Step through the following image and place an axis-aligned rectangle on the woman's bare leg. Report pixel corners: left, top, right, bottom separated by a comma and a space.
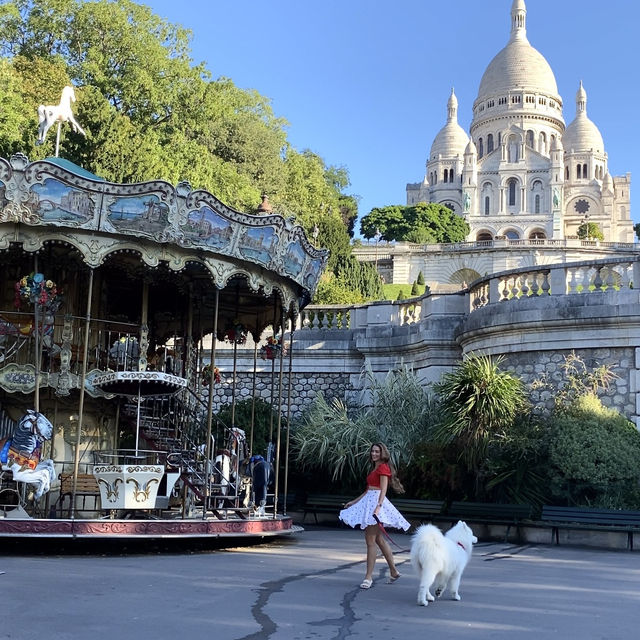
364, 525, 379, 581
376, 531, 400, 579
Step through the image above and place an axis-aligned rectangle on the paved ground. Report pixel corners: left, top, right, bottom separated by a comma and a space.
1, 525, 639, 640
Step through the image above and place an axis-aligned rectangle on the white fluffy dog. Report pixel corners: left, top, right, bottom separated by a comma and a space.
410, 520, 477, 607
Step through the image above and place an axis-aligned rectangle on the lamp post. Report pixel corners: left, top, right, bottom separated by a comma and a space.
374, 228, 382, 272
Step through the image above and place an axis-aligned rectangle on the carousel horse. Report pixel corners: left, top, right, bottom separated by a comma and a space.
36, 85, 86, 146
244, 454, 274, 516
0, 410, 56, 499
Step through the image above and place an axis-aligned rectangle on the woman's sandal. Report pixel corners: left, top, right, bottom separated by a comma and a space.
386, 573, 401, 584
360, 579, 373, 589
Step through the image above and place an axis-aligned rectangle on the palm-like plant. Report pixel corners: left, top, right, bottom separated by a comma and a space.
292, 365, 435, 488
433, 354, 527, 474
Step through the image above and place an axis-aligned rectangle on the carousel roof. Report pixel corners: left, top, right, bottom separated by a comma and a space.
0, 153, 328, 322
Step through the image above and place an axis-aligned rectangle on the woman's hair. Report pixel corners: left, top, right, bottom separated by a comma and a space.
369, 442, 405, 494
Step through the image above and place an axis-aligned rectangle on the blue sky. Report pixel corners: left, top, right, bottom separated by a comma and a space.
144, 0, 638, 230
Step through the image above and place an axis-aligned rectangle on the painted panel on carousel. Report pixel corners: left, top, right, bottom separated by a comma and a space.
27, 178, 96, 227
238, 227, 278, 265
106, 194, 170, 238
303, 258, 324, 289
0, 180, 7, 211
182, 206, 233, 250
283, 240, 305, 278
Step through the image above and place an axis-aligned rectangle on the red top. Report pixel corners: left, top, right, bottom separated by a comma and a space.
366, 463, 391, 488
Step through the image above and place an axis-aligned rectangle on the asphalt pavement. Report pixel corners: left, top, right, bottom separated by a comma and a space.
1, 525, 639, 640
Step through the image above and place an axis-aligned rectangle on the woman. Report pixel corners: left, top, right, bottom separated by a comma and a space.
339, 442, 410, 589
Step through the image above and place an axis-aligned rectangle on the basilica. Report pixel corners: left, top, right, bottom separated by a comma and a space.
406, 0, 633, 243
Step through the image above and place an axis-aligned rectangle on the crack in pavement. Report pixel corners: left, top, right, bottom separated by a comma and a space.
236, 556, 411, 640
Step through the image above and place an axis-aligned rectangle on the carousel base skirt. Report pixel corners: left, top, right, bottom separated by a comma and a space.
0, 514, 298, 539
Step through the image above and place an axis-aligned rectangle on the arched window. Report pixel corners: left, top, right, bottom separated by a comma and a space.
539, 131, 547, 154
565, 166, 569, 180
477, 232, 493, 241
582, 163, 588, 179
478, 138, 484, 158
526, 130, 534, 148
484, 196, 490, 215
535, 194, 540, 213
443, 169, 448, 183
577, 165, 581, 179
487, 134, 494, 154
508, 179, 517, 206
529, 229, 546, 239
504, 229, 520, 240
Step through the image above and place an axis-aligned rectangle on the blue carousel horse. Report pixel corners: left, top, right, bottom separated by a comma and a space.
0, 410, 56, 499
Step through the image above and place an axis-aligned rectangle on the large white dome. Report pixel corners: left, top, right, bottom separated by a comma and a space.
476, 0, 559, 101
477, 39, 558, 99
562, 82, 604, 153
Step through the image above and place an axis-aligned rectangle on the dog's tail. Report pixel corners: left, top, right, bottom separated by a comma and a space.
410, 524, 446, 572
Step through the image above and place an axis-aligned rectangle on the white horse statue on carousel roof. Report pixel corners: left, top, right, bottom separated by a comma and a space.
36, 85, 86, 147
0, 410, 56, 500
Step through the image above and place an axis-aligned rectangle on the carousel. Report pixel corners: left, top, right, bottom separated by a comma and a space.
0, 88, 327, 539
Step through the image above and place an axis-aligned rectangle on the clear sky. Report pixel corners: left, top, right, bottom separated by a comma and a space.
144, 0, 638, 230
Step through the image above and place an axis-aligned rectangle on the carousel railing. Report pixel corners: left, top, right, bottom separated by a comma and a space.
0, 310, 189, 382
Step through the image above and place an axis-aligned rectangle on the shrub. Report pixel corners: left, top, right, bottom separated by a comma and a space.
547, 394, 640, 508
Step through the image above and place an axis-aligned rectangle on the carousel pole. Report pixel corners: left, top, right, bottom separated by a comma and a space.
33, 255, 40, 413
282, 311, 295, 516
70, 268, 94, 519
230, 283, 239, 427
231, 339, 238, 426
203, 288, 219, 519
135, 282, 150, 457
267, 303, 278, 447
249, 342, 257, 454
272, 309, 286, 518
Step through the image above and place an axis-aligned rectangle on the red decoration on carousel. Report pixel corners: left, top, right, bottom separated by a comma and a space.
201, 364, 221, 385
260, 335, 287, 360
14, 273, 60, 309
223, 319, 248, 345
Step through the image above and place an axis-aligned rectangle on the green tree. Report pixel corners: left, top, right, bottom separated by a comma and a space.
576, 221, 604, 241
634, 222, 640, 241
360, 202, 469, 243
416, 271, 425, 286
411, 281, 420, 296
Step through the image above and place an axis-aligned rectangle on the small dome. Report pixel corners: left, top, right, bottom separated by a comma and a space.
430, 89, 469, 159
465, 139, 477, 155
562, 82, 605, 153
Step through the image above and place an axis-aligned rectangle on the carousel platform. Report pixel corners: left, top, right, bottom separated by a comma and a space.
0, 512, 300, 540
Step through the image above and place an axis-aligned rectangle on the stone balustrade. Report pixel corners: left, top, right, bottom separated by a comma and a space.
469, 257, 640, 311
208, 256, 640, 427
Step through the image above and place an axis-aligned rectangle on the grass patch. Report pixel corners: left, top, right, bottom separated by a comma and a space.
382, 283, 427, 300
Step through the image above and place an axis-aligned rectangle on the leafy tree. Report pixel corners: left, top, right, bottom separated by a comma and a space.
396, 289, 405, 300
360, 202, 469, 244
547, 394, 640, 508
216, 398, 283, 458
634, 222, 640, 241
0, 0, 357, 231
576, 221, 604, 241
